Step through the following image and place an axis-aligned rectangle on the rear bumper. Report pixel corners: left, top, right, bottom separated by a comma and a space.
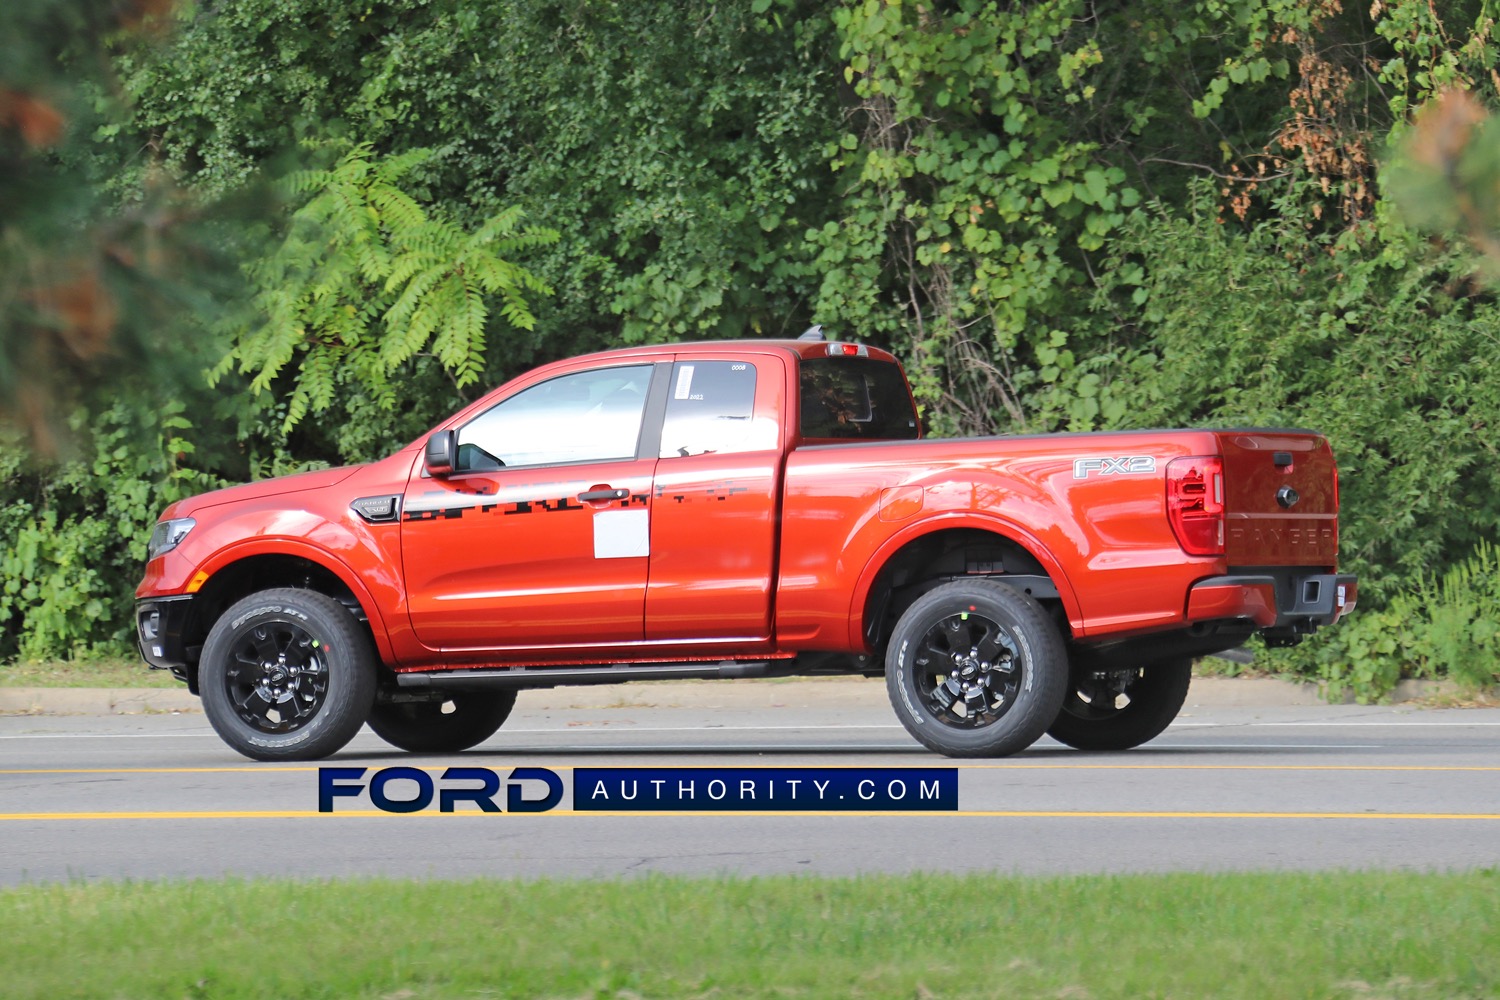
1186, 573, 1357, 630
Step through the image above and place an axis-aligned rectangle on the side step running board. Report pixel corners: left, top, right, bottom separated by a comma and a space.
396, 661, 777, 690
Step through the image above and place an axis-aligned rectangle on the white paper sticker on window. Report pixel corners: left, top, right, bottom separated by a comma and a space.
593, 509, 650, 559
673, 365, 695, 400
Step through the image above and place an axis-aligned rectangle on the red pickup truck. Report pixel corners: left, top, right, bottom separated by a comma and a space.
136, 335, 1356, 761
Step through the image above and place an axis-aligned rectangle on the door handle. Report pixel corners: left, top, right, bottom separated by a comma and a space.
579, 487, 630, 502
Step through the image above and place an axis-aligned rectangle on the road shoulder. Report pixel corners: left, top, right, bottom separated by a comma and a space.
0, 674, 1465, 716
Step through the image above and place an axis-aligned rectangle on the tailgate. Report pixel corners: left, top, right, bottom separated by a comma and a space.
1218, 431, 1339, 567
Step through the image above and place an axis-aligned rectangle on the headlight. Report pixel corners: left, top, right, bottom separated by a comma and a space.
147, 517, 196, 561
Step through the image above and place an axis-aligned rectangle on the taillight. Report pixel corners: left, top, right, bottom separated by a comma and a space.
1166, 456, 1224, 556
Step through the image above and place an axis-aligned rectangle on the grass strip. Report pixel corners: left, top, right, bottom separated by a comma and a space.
0, 657, 176, 688
2, 871, 1496, 999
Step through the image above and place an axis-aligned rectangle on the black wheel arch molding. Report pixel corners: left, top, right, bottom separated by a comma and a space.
136, 549, 393, 692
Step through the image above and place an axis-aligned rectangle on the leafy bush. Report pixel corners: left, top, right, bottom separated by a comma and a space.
215, 142, 558, 434
1260, 540, 1500, 702
0, 402, 228, 661
1086, 187, 1500, 601
115, 0, 841, 372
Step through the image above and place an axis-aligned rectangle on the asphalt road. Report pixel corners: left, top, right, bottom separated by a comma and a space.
3, 681, 1499, 884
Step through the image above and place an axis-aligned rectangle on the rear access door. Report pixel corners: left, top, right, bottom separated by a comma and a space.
644, 353, 787, 641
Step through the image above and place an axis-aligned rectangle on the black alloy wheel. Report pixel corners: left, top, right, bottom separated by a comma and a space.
224, 619, 328, 732
885, 579, 1067, 757
1046, 657, 1193, 751
368, 690, 518, 753
199, 588, 376, 761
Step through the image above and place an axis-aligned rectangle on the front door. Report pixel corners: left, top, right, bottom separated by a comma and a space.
401, 363, 659, 654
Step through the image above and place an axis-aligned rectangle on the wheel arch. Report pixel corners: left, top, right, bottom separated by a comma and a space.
852, 515, 1082, 656
181, 546, 393, 689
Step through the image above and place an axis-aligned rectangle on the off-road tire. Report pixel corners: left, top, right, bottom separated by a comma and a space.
367, 690, 518, 753
885, 579, 1068, 758
199, 588, 376, 761
1046, 657, 1192, 751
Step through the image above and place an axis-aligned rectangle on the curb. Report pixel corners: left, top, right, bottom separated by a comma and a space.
0, 687, 203, 716
0, 675, 1461, 717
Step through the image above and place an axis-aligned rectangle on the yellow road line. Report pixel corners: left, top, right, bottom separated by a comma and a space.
953, 764, 1500, 772
4, 810, 1500, 821
4, 763, 1500, 775
0, 773, 319, 779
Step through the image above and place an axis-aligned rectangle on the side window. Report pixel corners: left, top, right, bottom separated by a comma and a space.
659, 361, 770, 458
456, 365, 653, 471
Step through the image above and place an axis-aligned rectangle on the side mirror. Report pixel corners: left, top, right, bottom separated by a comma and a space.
424, 430, 456, 477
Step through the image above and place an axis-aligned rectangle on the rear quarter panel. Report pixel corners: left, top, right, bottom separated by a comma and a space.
775, 431, 1228, 649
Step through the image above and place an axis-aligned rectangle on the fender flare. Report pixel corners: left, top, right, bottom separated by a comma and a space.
192, 538, 397, 666
847, 511, 1085, 649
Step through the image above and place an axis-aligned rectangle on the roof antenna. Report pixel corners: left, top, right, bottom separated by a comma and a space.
798, 324, 825, 342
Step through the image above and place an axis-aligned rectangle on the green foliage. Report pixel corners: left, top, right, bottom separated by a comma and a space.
117, 0, 843, 369
215, 142, 558, 433
1371, 0, 1499, 120
1416, 539, 1500, 690
1263, 540, 1500, 702
1, 0, 1495, 691
1386, 87, 1500, 279
807, 0, 1343, 434
0, 0, 253, 662
1088, 184, 1500, 599
813, 0, 1132, 433
0, 403, 229, 661
1, 0, 243, 456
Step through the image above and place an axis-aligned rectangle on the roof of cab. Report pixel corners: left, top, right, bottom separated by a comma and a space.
560, 338, 902, 366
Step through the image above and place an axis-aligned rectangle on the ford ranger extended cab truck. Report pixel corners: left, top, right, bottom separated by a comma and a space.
136, 336, 1357, 761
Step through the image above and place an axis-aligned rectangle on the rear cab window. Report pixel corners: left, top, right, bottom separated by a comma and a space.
798, 356, 920, 441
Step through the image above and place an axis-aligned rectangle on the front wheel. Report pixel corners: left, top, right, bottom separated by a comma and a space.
368, 690, 518, 753
1046, 657, 1192, 751
199, 588, 377, 761
885, 579, 1068, 758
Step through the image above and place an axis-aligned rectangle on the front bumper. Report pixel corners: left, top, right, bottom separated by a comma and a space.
1186, 572, 1358, 631
135, 595, 197, 672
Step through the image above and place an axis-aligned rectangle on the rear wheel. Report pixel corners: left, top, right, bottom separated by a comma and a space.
885, 579, 1068, 758
368, 691, 518, 753
199, 588, 376, 761
1046, 657, 1192, 751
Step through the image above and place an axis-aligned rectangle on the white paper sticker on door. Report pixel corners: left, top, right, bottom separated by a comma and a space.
593, 508, 650, 559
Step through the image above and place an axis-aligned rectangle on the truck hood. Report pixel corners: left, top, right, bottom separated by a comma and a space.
174, 466, 364, 516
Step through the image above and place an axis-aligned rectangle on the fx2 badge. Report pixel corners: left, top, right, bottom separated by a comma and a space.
1072, 455, 1158, 479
